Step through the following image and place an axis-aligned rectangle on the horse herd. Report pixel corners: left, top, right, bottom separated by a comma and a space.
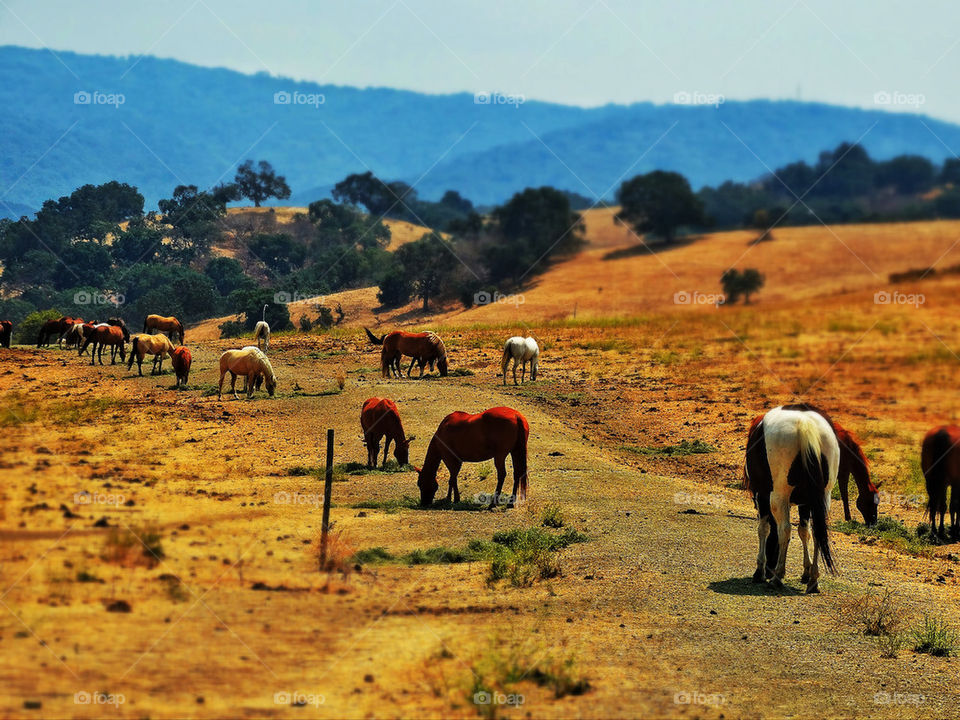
7, 313, 960, 592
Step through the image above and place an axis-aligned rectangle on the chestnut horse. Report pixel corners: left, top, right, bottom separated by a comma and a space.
416, 407, 528, 509
143, 314, 184, 344
78, 325, 126, 365
377, 331, 448, 378
744, 406, 838, 593
127, 333, 176, 376
360, 398, 411, 468
921, 425, 960, 539
0, 320, 11, 348
37, 316, 76, 347
170, 346, 192, 387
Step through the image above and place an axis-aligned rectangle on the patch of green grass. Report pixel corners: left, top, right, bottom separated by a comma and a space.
447, 368, 475, 377
0, 394, 39, 427
619, 439, 716, 457
352, 547, 395, 564
336, 460, 413, 476
911, 614, 958, 656
834, 517, 935, 556
541, 504, 565, 528
576, 338, 631, 353
650, 349, 681, 365
348, 496, 420, 513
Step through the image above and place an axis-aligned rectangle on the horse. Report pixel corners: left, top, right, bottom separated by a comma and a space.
360, 398, 411, 468
37, 316, 74, 347
921, 425, 960, 540
378, 331, 448, 378
253, 321, 271, 352
170, 346, 192, 387
501, 336, 539, 385
127, 333, 177, 376
62, 322, 86, 350
78, 324, 126, 365
0, 320, 11, 348
107, 317, 130, 342
143, 314, 184, 344
218, 347, 277, 400
416, 407, 528, 509
744, 405, 839, 593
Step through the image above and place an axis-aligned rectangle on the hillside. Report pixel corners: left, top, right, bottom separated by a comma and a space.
6, 45, 960, 210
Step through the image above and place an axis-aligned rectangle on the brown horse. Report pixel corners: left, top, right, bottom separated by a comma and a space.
127, 334, 176, 376
376, 331, 448, 378
37, 316, 76, 347
170, 346, 192, 387
360, 398, 411, 468
1, 320, 13, 348
78, 325, 126, 365
416, 407, 528, 508
143, 314, 184, 344
921, 425, 960, 540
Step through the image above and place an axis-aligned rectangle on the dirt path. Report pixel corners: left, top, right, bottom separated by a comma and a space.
0, 340, 957, 718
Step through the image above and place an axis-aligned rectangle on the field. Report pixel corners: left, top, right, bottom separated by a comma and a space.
3, 213, 960, 718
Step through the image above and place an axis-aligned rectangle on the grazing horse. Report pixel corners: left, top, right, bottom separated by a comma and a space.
107, 317, 130, 342
37, 316, 74, 347
63, 322, 86, 350
78, 325, 126, 365
127, 333, 176, 376
0, 320, 11, 348
253, 320, 271, 352
218, 347, 277, 399
360, 398, 411, 468
416, 407, 528, 509
501, 336, 539, 385
921, 425, 960, 540
143, 314, 184, 344
744, 406, 839, 593
170, 346, 192, 387
378, 331, 448, 378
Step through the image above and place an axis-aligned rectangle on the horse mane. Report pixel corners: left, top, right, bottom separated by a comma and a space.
428, 333, 446, 359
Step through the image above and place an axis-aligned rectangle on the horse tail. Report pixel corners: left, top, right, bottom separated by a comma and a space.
127, 336, 139, 369
365, 327, 385, 345
501, 341, 512, 377
142, 316, 149, 333
923, 428, 951, 528
177, 320, 184, 343
380, 345, 391, 378
513, 413, 529, 499
795, 415, 836, 574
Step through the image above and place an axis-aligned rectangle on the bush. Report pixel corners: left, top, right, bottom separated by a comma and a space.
912, 614, 958, 656
541, 505, 565, 528
299, 315, 313, 332
16, 308, 62, 345
219, 319, 247, 339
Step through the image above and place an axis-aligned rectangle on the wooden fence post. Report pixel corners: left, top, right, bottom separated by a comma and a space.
319, 428, 334, 570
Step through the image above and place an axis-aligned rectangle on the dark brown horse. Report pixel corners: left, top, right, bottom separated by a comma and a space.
0, 320, 12, 348
79, 325, 126, 365
143, 314, 184, 344
370, 330, 448, 378
921, 425, 960, 539
37, 316, 76, 347
360, 398, 410, 468
416, 407, 528, 508
170, 346, 192, 387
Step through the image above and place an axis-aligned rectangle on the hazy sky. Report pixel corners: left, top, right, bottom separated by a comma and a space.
3, 0, 960, 120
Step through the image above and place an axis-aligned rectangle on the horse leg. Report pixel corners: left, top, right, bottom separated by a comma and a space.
950, 485, 959, 541
797, 505, 812, 584
246, 372, 256, 399
755, 513, 772, 583
512, 358, 519, 386
769, 496, 791, 587
218, 370, 225, 399
838, 468, 851, 522
521, 360, 526, 384
89, 342, 96, 365
382, 437, 391, 467
445, 460, 462, 503
492, 456, 508, 508
230, 372, 239, 400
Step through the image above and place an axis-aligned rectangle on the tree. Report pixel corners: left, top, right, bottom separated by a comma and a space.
205, 257, 255, 296
376, 264, 412, 308
941, 158, 960, 186
234, 160, 291, 207
875, 155, 935, 194
617, 171, 705, 242
227, 287, 292, 331
248, 233, 307, 276
157, 184, 228, 261
721, 268, 765, 304
332, 171, 409, 216
394, 233, 456, 311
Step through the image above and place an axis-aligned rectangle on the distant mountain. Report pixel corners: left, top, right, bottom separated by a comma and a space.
3, 45, 960, 211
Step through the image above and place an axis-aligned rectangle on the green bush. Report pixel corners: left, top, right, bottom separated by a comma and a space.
912, 614, 958, 656
16, 308, 62, 345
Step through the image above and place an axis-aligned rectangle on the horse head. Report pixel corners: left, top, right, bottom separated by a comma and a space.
416, 466, 438, 507
395, 436, 411, 467
437, 356, 448, 377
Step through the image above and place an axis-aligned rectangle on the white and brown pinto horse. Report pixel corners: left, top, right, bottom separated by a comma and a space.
744, 406, 839, 593
143, 314, 184, 344
218, 347, 277, 399
127, 333, 177, 375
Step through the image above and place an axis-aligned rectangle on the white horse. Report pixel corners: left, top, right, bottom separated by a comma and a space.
218, 346, 277, 399
253, 320, 271, 352
746, 406, 839, 593
501, 336, 539, 385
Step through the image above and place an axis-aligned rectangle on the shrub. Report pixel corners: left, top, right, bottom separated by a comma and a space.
541, 505, 565, 528
219, 319, 247, 338
16, 308, 62, 345
102, 524, 164, 568
843, 589, 907, 636
911, 614, 958, 656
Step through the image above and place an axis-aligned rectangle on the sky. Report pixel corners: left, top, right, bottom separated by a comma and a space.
2, 0, 960, 121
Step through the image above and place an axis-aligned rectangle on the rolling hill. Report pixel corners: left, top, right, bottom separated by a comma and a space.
5, 45, 960, 214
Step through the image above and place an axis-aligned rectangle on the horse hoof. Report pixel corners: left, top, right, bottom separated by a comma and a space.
769, 576, 784, 589
806, 583, 820, 594
800, 573, 810, 584
752, 569, 765, 583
